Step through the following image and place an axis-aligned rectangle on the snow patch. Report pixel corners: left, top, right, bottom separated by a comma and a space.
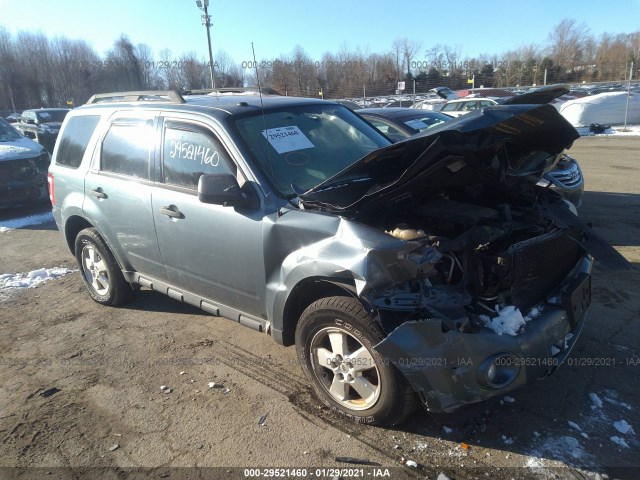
589, 392, 603, 409
0, 267, 74, 290
610, 436, 629, 448
0, 212, 54, 233
568, 421, 582, 431
613, 420, 635, 435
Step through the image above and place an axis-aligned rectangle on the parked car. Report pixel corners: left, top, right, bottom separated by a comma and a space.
16, 108, 70, 153
5, 112, 21, 124
362, 106, 584, 208
0, 118, 50, 208
49, 89, 625, 426
439, 97, 498, 116
358, 107, 452, 141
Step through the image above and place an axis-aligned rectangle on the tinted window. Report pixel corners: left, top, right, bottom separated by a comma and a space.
162, 125, 234, 190
101, 122, 152, 179
56, 115, 100, 168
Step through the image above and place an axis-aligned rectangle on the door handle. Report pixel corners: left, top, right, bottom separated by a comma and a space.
160, 205, 184, 219
90, 188, 107, 199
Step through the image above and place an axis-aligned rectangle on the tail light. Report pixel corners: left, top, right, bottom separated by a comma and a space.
48, 173, 55, 206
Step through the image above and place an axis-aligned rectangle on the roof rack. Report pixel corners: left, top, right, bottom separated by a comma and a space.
85, 90, 185, 104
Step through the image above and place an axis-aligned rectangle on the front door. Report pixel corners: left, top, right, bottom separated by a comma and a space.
151, 118, 267, 318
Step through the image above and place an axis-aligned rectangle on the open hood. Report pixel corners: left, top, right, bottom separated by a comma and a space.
501, 84, 570, 105
299, 103, 579, 215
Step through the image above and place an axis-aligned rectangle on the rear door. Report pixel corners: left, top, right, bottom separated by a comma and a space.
83, 112, 167, 280
151, 115, 267, 318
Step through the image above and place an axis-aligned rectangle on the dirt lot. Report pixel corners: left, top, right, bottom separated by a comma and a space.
1, 137, 639, 480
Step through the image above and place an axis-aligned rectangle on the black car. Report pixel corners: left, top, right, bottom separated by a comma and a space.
361, 106, 585, 209
16, 108, 70, 153
0, 118, 50, 208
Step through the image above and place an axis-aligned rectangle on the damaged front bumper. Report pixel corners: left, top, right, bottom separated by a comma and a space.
375, 255, 592, 413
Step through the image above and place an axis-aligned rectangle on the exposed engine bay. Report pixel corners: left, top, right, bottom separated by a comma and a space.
376, 188, 584, 331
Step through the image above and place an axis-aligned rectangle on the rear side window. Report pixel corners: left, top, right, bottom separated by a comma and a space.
101, 121, 153, 179
56, 115, 101, 168
161, 124, 235, 190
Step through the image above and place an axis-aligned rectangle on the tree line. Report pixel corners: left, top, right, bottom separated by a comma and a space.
0, 19, 638, 111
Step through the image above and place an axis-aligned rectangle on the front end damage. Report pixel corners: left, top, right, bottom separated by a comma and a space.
295, 102, 627, 413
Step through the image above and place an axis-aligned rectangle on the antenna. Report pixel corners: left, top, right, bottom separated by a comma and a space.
251, 42, 278, 208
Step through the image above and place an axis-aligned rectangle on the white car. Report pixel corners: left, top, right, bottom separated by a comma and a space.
439, 98, 498, 117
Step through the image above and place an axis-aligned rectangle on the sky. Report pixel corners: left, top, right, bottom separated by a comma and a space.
1, 0, 639, 66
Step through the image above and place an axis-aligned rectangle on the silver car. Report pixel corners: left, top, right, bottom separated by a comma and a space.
49, 89, 626, 426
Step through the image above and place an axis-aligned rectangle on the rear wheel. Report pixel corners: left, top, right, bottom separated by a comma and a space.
75, 228, 133, 306
295, 296, 417, 426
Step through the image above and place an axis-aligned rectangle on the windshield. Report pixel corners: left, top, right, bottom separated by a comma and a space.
232, 104, 390, 197
400, 113, 452, 132
36, 110, 68, 123
0, 119, 22, 142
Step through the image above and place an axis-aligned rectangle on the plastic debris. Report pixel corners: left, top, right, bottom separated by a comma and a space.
179, 371, 186, 375
222, 388, 230, 394
335, 457, 371, 465
503, 396, 515, 403
258, 414, 268, 426
459, 442, 470, 450
39, 387, 60, 398
160, 385, 168, 391
405, 460, 418, 468
109, 444, 119, 452
437, 474, 452, 480
163, 388, 172, 394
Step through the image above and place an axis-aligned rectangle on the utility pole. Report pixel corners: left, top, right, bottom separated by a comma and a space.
196, 0, 216, 89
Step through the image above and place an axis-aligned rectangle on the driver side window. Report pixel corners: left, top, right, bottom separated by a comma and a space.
162, 123, 236, 190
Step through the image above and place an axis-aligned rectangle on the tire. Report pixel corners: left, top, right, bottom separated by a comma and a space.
295, 296, 417, 426
75, 228, 133, 306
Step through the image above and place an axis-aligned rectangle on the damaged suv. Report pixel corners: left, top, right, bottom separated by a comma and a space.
49, 87, 626, 426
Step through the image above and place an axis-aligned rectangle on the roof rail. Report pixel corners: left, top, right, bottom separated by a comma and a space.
85, 90, 185, 104
182, 87, 257, 95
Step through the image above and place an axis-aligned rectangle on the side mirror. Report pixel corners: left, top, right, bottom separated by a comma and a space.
198, 173, 254, 208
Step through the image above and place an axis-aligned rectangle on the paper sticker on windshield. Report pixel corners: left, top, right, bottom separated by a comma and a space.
262, 126, 314, 154
404, 119, 429, 130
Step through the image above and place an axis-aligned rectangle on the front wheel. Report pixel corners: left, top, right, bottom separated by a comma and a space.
295, 296, 417, 426
75, 228, 133, 306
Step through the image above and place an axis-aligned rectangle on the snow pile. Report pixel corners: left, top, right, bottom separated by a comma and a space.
0, 267, 74, 290
0, 212, 54, 233
559, 92, 640, 127
480, 305, 526, 336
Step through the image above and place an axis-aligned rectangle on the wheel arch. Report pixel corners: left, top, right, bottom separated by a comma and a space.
278, 277, 363, 347
64, 215, 94, 255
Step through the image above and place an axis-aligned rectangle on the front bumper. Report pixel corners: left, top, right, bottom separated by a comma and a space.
375, 255, 592, 413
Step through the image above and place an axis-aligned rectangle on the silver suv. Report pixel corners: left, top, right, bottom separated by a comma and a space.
49, 89, 623, 426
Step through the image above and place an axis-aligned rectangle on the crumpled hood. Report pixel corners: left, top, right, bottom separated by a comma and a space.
0, 136, 45, 161
299, 103, 579, 215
